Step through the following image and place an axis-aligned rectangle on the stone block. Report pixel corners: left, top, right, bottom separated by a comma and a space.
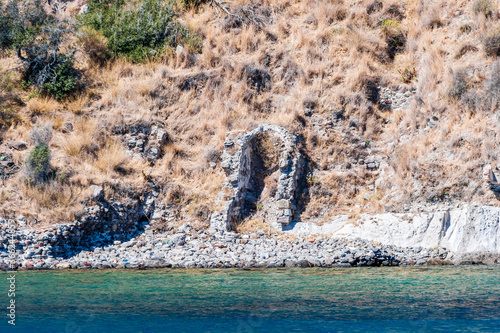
277, 216, 291, 225
156, 128, 168, 144
279, 158, 289, 170
277, 199, 290, 209
90, 185, 104, 202
229, 175, 238, 185
221, 160, 231, 170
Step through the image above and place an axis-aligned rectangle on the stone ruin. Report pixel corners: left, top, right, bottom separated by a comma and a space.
210, 125, 305, 233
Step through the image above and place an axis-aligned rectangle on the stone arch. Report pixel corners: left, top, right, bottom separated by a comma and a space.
210, 125, 305, 233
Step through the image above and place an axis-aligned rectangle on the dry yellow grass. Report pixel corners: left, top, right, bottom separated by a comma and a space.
27, 97, 60, 115
236, 216, 272, 234
59, 118, 100, 156
65, 95, 88, 114
0, 179, 85, 227
22, 182, 81, 210
94, 139, 129, 174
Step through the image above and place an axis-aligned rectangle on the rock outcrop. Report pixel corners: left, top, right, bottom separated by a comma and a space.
112, 122, 168, 164
284, 205, 500, 257
379, 86, 416, 110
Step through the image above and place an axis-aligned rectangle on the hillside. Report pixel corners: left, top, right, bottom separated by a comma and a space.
1, 0, 500, 233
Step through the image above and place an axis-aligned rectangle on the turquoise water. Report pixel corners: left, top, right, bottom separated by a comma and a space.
1, 266, 499, 332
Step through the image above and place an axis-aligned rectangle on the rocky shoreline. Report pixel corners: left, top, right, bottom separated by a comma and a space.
0, 220, 466, 270
2, 202, 500, 270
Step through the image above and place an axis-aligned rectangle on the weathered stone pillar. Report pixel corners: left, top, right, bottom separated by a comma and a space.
209, 124, 304, 233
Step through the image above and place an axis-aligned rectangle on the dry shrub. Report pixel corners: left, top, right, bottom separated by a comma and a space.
94, 139, 128, 173
483, 26, 500, 56
190, 203, 211, 227
381, 19, 406, 59
262, 172, 278, 199
65, 94, 88, 114
22, 181, 83, 223
59, 119, 100, 157
448, 68, 470, 99
485, 61, 500, 109
316, 1, 347, 25
164, 184, 186, 205
78, 26, 110, 67
134, 77, 160, 96
367, 1, 383, 15
455, 44, 478, 59
23, 181, 80, 209
27, 97, 60, 115
236, 216, 269, 234
473, 0, 494, 17
203, 146, 220, 163
459, 24, 472, 34
421, 2, 443, 30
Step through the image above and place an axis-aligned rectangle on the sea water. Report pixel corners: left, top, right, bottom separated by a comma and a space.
1, 266, 499, 332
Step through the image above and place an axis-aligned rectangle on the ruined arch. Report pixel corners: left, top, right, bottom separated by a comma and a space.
210, 125, 305, 233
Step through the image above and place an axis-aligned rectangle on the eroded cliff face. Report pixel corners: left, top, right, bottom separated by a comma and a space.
285, 205, 500, 255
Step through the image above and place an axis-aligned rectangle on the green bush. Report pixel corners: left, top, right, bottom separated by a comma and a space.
80, 0, 201, 63
0, 2, 14, 48
25, 123, 52, 184
25, 143, 50, 184
39, 59, 78, 100
0, 0, 50, 49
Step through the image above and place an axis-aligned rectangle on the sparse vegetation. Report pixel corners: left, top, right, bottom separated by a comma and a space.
1, 0, 500, 228
459, 24, 472, 34
77, 26, 110, 67
398, 67, 417, 83
485, 61, 500, 109
181, 0, 208, 9
455, 44, 478, 59
448, 68, 469, 99
27, 97, 60, 115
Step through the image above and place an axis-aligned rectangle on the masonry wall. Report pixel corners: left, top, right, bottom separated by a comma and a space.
210, 125, 305, 233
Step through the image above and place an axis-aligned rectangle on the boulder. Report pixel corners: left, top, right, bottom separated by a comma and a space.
90, 185, 104, 202
7, 140, 27, 150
